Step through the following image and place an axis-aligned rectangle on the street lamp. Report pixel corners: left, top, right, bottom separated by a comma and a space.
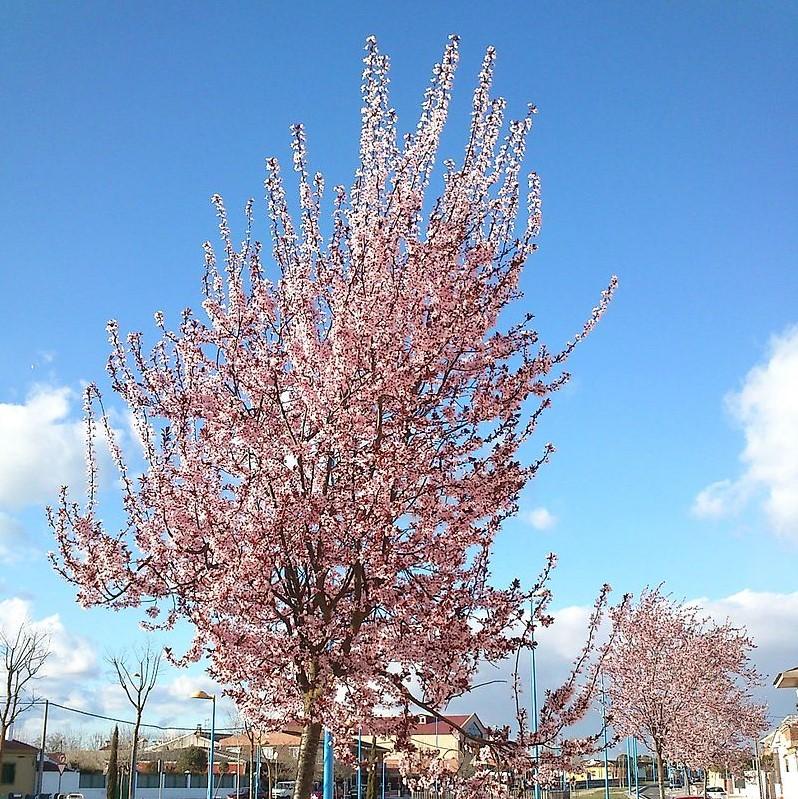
191, 691, 217, 799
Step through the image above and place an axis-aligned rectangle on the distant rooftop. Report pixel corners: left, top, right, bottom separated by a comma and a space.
774, 667, 798, 689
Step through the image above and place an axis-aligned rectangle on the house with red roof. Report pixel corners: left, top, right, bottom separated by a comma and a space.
1, 739, 40, 795
378, 713, 488, 773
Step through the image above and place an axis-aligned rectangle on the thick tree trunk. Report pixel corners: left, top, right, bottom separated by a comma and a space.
365, 738, 378, 799
655, 747, 666, 799
703, 771, 708, 798
293, 721, 322, 799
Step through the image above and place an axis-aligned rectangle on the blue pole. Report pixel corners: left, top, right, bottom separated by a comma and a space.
357, 731, 362, 799
208, 696, 216, 799
255, 742, 261, 799
600, 674, 610, 799
531, 607, 540, 799
626, 736, 632, 794
323, 730, 334, 799
381, 759, 385, 799
633, 740, 639, 799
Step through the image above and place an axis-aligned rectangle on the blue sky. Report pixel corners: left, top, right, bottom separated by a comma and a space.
1, 1, 797, 737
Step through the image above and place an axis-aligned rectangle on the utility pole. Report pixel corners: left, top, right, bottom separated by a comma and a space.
36, 699, 49, 795
754, 740, 765, 799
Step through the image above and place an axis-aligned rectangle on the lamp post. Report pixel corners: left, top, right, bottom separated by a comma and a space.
191, 691, 217, 799
255, 739, 261, 799
600, 673, 610, 799
530, 604, 540, 799
357, 730, 362, 799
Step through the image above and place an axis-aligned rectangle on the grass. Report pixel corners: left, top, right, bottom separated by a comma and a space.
571, 789, 630, 799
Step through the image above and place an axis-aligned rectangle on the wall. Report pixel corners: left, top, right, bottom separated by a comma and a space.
41, 772, 236, 799
1, 750, 37, 795
776, 746, 798, 799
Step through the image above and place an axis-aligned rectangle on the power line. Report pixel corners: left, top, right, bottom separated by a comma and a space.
47, 701, 241, 734
3, 697, 243, 734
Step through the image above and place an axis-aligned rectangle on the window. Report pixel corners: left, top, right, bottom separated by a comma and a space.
1, 763, 16, 785
785, 756, 790, 773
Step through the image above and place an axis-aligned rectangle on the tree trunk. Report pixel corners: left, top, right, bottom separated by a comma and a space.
365, 738, 378, 799
703, 770, 708, 799
0, 723, 7, 795
655, 747, 666, 799
293, 721, 322, 799
129, 718, 141, 799
249, 746, 255, 799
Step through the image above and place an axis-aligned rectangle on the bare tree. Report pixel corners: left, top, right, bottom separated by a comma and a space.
45, 729, 84, 760
0, 625, 50, 771
107, 644, 161, 799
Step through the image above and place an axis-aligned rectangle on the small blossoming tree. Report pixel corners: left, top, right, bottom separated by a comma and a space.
603, 589, 768, 799
50, 36, 618, 799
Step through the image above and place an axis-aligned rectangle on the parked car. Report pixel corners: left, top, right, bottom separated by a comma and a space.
706, 789, 726, 797
272, 782, 296, 799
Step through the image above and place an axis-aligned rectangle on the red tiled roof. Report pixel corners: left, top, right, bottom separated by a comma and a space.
218, 730, 302, 748
411, 714, 474, 735
3, 740, 39, 754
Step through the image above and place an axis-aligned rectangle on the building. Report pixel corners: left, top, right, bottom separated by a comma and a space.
377, 713, 487, 773
567, 758, 618, 785
145, 725, 228, 753
765, 718, 798, 799
771, 666, 798, 799
218, 729, 303, 761
218, 730, 305, 785
1, 739, 39, 795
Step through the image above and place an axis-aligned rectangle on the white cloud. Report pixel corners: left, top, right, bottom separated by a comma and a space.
693, 589, 798, 658
0, 597, 98, 688
693, 326, 798, 540
535, 604, 595, 660
0, 386, 87, 509
525, 506, 558, 531
450, 588, 798, 730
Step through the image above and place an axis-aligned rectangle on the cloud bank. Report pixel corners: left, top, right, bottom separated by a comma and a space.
694, 325, 798, 541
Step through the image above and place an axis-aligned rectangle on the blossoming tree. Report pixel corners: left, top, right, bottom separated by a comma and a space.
50, 36, 618, 799
603, 589, 767, 799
